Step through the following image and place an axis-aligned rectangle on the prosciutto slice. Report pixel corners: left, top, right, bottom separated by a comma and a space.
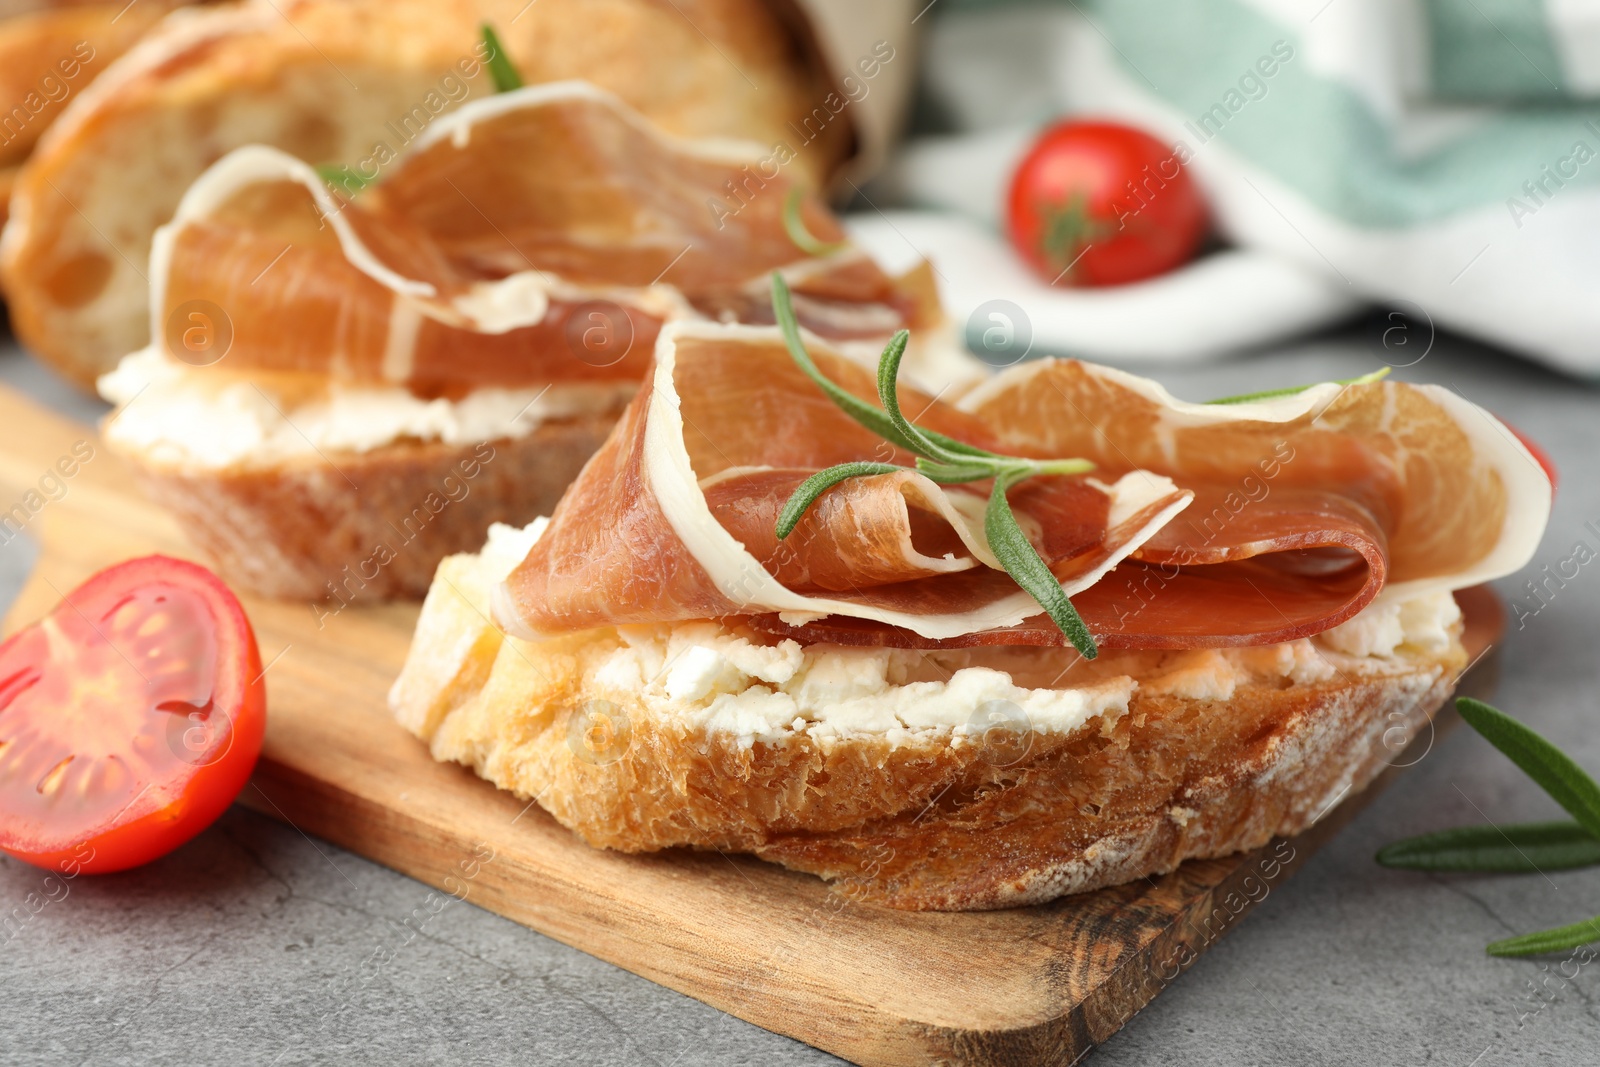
146, 82, 933, 395
750, 485, 1392, 649
959, 359, 1549, 604
496, 323, 1190, 639
495, 324, 1551, 650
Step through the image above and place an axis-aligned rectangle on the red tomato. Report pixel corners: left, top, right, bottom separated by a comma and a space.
1505, 423, 1558, 495
1007, 120, 1208, 287
0, 556, 265, 874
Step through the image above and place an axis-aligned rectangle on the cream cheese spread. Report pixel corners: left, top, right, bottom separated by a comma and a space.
467, 519, 1464, 749
97, 348, 635, 469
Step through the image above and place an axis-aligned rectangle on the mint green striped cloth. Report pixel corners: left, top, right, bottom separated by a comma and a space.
895, 0, 1600, 374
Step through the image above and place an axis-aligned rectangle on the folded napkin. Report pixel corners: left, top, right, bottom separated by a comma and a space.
869, 0, 1600, 375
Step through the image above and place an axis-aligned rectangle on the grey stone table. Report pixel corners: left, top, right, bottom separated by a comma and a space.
1, 322, 1596, 1067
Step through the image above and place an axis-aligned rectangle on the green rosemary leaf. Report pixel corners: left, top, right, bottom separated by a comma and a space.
1207, 367, 1391, 405
918, 457, 1094, 485
920, 430, 1002, 459
871, 322, 1041, 465
316, 163, 372, 194
776, 462, 904, 540
985, 470, 1098, 659
770, 275, 927, 456
1376, 821, 1600, 873
1456, 698, 1600, 840
481, 23, 522, 93
913, 457, 1000, 484
872, 336, 1004, 461
1487, 915, 1600, 958
782, 187, 848, 257
876, 328, 976, 465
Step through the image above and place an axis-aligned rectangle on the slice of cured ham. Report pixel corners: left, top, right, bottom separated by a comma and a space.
959, 360, 1549, 605
145, 82, 932, 396
495, 322, 1186, 642
495, 323, 1551, 650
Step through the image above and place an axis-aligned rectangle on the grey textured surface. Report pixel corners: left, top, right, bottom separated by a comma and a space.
1, 322, 1596, 1066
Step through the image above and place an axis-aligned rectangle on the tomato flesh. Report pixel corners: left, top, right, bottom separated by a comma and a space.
0, 556, 265, 873
1007, 120, 1208, 287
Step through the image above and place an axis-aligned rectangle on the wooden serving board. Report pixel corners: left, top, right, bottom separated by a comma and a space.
0, 383, 1503, 1066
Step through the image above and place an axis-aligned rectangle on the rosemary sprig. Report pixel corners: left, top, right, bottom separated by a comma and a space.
782, 187, 849, 257
1377, 697, 1600, 957
767, 274, 1101, 658
1207, 367, 1390, 405
481, 23, 522, 93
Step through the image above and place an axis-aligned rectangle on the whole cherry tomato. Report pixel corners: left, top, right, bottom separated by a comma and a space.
0, 556, 266, 874
1007, 120, 1208, 287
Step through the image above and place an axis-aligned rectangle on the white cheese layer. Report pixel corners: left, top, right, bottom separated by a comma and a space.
1320, 592, 1462, 658
98, 348, 635, 470
462, 520, 1463, 749
581, 589, 1459, 746
592, 620, 1138, 744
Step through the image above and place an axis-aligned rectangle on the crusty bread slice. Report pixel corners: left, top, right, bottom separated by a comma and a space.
115, 414, 614, 602
1, 0, 851, 389
392, 523, 1468, 910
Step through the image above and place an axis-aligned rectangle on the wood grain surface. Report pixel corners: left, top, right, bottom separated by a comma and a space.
0, 384, 1504, 1066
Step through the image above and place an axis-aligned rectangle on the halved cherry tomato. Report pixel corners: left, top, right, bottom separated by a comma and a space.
1505, 423, 1558, 495
1007, 120, 1208, 287
0, 556, 265, 874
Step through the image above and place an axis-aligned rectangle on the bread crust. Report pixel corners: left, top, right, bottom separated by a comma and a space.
116, 413, 613, 600
406, 613, 1465, 910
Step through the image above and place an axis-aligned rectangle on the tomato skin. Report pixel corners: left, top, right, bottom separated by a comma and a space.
1505, 423, 1558, 496
0, 556, 266, 875
1007, 120, 1208, 287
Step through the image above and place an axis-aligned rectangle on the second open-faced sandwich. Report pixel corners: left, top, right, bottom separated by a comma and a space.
389, 278, 1549, 910
1, 0, 860, 385
94, 81, 967, 604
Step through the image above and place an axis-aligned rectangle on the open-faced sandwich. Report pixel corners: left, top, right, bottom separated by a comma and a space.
390, 278, 1550, 910
1, 0, 864, 387
92, 81, 968, 603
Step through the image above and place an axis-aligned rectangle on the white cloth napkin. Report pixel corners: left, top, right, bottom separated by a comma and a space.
861, 0, 1600, 375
